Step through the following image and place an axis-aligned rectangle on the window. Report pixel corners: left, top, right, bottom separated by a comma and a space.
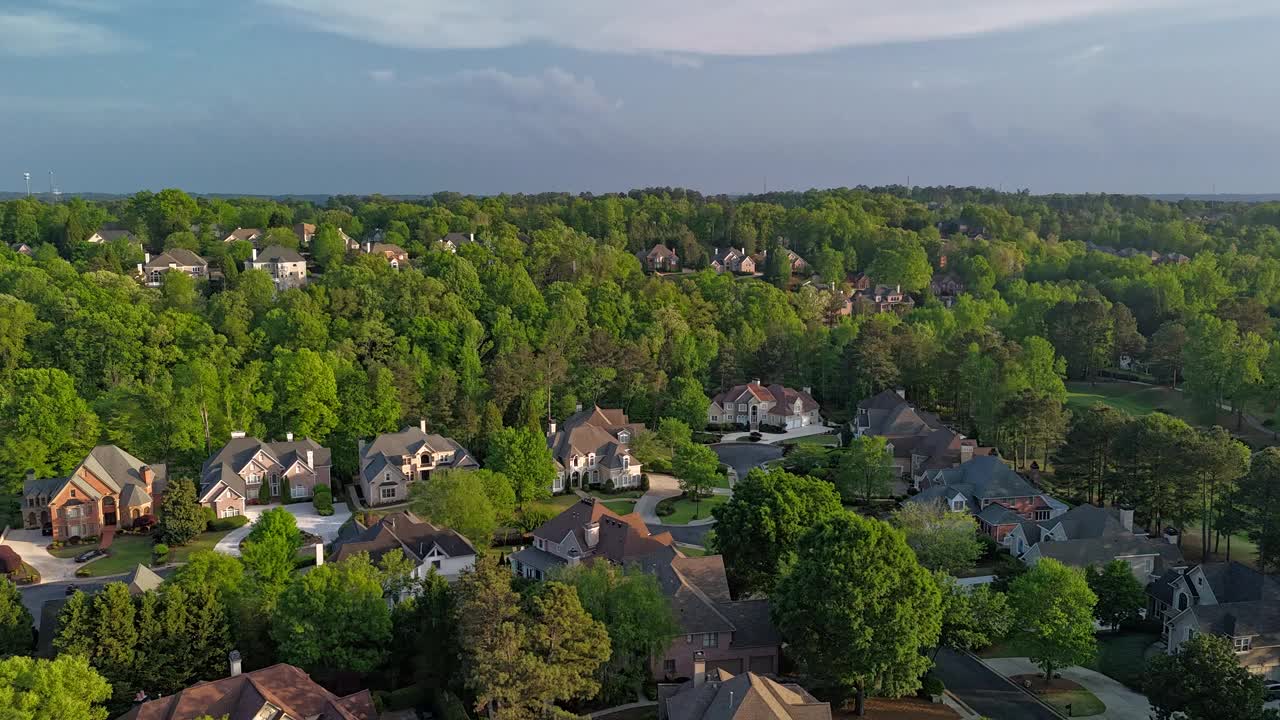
246, 473, 261, 485
1035, 509, 1051, 521
270, 478, 280, 496
664, 659, 676, 675
622, 456, 630, 470
950, 498, 965, 512
703, 633, 719, 648
588, 453, 596, 466
1234, 636, 1252, 652
618, 430, 630, 443
380, 486, 397, 500
70, 490, 76, 499
291, 483, 306, 499
686, 634, 693, 644
221, 506, 240, 518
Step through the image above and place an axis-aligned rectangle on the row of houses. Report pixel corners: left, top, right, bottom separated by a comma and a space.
1085, 241, 1190, 265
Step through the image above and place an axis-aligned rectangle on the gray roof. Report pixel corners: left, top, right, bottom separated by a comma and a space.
125, 564, 163, 595
144, 248, 207, 269
93, 229, 134, 242
254, 245, 305, 263
510, 546, 565, 574
118, 483, 151, 508
24, 445, 164, 503
330, 511, 476, 565
977, 503, 1024, 526
927, 456, 1040, 500
1199, 561, 1280, 603
201, 436, 330, 499
662, 671, 829, 720
1035, 534, 1182, 570
1051, 504, 1126, 539
547, 406, 643, 469
358, 426, 478, 484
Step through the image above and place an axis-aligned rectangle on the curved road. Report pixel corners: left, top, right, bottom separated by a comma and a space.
639, 443, 784, 546
709, 442, 784, 481
932, 650, 1060, 720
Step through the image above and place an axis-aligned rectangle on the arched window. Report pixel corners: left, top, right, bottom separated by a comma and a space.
1177, 593, 1189, 611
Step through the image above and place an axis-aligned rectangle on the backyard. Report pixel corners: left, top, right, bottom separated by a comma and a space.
657, 494, 728, 525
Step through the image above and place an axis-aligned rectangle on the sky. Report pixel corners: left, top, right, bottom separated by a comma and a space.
2, 0, 1280, 196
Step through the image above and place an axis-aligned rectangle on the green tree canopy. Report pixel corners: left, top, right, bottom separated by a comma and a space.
0, 654, 112, 720
1008, 558, 1097, 682
891, 501, 982, 575
271, 553, 393, 675
486, 426, 556, 507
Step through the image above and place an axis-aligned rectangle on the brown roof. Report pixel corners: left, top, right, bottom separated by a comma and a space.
118, 663, 375, 720
224, 228, 262, 242
547, 406, 644, 469
711, 383, 818, 414
662, 671, 831, 720
532, 497, 673, 564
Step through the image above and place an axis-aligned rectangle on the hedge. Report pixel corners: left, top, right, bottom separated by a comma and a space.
209, 515, 250, 531
432, 690, 471, 720
313, 485, 334, 516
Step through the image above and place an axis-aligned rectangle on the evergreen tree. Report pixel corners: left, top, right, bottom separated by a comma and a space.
156, 477, 205, 546
0, 577, 33, 657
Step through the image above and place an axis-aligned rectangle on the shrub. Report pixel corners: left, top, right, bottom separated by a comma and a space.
655, 498, 676, 517
920, 675, 945, 697
516, 508, 556, 532
133, 514, 158, 530
432, 690, 471, 720
67, 536, 81, 546
201, 506, 216, 529
640, 474, 650, 491
153, 543, 170, 562
603, 479, 616, 494
313, 485, 334, 516
257, 481, 272, 505
209, 515, 251, 531
74, 567, 90, 577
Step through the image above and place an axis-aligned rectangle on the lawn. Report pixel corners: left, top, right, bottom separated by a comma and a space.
782, 433, 839, 447
526, 493, 581, 516
984, 631, 1159, 691
602, 499, 637, 515
1035, 686, 1106, 717
1181, 522, 1258, 569
1066, 381, 1275, 448
171, 529, 233, 562
676, 544, 712, 557
659, 494, 728, 525
77, 535, 154, 577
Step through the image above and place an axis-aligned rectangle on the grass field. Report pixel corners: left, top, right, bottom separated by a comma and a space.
602, 499, 637, 515
1066, 381, 1276, 448
781, 433, 839, 447
659, 495, 728, 524
1181, 522, 1259, 569
1032, 685, 1106, 717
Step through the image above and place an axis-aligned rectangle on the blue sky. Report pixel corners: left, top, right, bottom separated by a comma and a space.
2, 0, 1279, 195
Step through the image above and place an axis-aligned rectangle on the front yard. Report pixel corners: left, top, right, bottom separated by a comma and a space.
58, 529, 234, 578
981, 630, 1159, 691
656, 494, 727, 524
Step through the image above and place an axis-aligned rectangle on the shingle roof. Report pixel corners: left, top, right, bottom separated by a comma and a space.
93, 229, 135, 242
254, 245, 305, 263
1034, 534, 1182, 569
329, 511, 476, 565
547, 406, 642, 469
224, 227, 262, 242
144, 248, 207, 269
126, 564, 163, 595
928, 456, 1039, 500
662, 671, 830, 720
201, 436, 330, 500
24, 445, 163, 503
118, 663, 375, 720
357, 426, 477, 484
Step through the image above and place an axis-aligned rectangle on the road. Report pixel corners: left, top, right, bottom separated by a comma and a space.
19, 568, 178, 623
932, 650, 1060, 720
647, 523, 712, 545
709, 442, 784, 482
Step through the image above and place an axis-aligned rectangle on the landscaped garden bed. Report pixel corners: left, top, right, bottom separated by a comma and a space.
1009, 674, 1105, 717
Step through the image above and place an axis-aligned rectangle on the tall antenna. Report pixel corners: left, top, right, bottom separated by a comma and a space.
23, 172, 30, 198
49, 171, 61, 203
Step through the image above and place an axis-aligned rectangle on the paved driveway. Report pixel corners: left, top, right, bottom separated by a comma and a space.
932, 650, 1060, 720
1, 529, 79, 584
720, 425, 837, 444
710, 442, 784, 481
984, 657, 1152, 719
635, 473, 681, 524
214, 501, 352, 557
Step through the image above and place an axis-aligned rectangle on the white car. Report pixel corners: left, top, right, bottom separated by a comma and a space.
1264, 681, 1280, 700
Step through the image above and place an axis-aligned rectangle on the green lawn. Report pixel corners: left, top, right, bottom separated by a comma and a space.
984, 631, 1159, 691
171, 529, 233, 563
602, 499, 637, 515
1038, 687, 1106, 717
78, 535, 154, 577
526, 493, 581, 516
1181, 523, 1259, 569
676, 544, 712, 557
1066, 381, 1195, 418
782, 433, 839, 447
660, 495, 728, 525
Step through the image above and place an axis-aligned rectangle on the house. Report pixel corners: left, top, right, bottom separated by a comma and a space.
357, 421, 479, 507
1149, 562, 1280, 678
750, 246, 810, 274
1160, 252, 1191, 265
22, 445, 167, 540
852, 389, 993, 485
658, 662, 831, 720
850, 284, 916, 314
124, 564, 164, 596
547, 406, 644, 493
710, 247, 756, 275
199, 432, 332, 518
86, 228, 135, 244
511, 498, 782, 678
137, 249, 208, 287
222, 227, 263, 244
707, 381, 821, 431
330, 510, 477, 582
339, 227, 358, 250
639, 243, 680, 272
439, 231, 478, 252
245, 245, 307, 289
909, 456, 1066, 552
118, 657, 375, 720
293, 222, 316, 246
930, 272, 965, 307
1018, 504, 1182, 579
10, 242, 33, 256
848, 272, 873, 291
363, 241, 409, 268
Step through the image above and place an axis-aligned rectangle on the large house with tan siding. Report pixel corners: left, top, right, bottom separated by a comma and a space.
357, 422, 479, 506
547, 406, 644, 493
23, 445, 166, 540
707, 381, 821, 431
853, 389, 993, 486
198, 432, 331, 518
512, 498, 781, 679
245, 246, 307, 289
138, 249, 208, 287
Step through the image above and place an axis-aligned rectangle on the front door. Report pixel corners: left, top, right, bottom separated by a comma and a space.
749, 405, 759, 429
103, 498, 117, 526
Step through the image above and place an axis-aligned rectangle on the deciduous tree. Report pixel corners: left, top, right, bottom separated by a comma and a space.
1007, 558, 1096, 683
891, 502, 982, 575
835, 435, 896, 503
0, 654, 112, 720
271, 554, 393, 675
1087, 560, 1146, 630
486, 426, 556, 507
1144, 634, 1271, 720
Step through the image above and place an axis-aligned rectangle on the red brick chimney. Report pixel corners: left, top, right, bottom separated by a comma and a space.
141, 465, 154, 494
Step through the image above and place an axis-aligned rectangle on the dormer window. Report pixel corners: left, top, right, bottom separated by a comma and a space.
618, 430, 630, 444
950, 497, 964, 512
1035, 509, 1051, 521
588, 453, 595, 466
1234, 636, 1252, 652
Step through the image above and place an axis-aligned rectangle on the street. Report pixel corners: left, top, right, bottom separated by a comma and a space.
933, 649, 1061, 720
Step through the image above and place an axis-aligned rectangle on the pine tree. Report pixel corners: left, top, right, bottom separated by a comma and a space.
52, 590, 95, 659
157, 477, 206, 546
90, 583, 139, 705
0, 577, 33, 657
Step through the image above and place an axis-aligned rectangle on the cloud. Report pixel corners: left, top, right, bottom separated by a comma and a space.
1059, 44, 1107, 66
258, 0, 1193, 56
420, 67, 622, 116
0, 10, 125, 56
368, 68, 396, 85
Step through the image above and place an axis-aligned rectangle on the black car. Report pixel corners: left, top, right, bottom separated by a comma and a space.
64, 584, 79, 596
41, 523, 52, 537
74, 548, 107, 563
1264, 681, 1280, 700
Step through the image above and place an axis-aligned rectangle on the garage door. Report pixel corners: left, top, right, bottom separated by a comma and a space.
710, 658, 743, 675
749, 655, 775, 674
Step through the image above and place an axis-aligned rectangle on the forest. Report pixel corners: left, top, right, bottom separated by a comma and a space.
3, 186, 1280, 535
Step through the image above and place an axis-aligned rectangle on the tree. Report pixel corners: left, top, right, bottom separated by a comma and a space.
761, 239, 793, 290
1189, 427, 1249, 563
555, 562, 679, 700
663, 376, 709, 430
867, 242, 932, 292
936, 574, 1011, 653
0, 654, 112, 720
311, 225, 347, 271
486, 426, 556, 507
0, 578, 32, 657
1086, 560, 1146, 630
671, 440, 721, 520
835, 435, 896, 503
411, 469, 498, 548
267, 349, 339, 442
242, 508, 303, 593
710, 468, 843, 595
1007, 558, 1096, 683
1052, 404, 1129, 505
1239, 447, 1280, 573
773, 512, 942, 715
522, 582, 611, 713
0, 368, 99, 493
155, 477, 205, 546
1149, 321, 1188, 387
456, 556, 525, 719
1144, 634, 1271, 720
133, 583, 231, 696
391, 569, 455, 689
1048, 298, 1112, 382
891, 502, 982, 575
271, 554, 393, 675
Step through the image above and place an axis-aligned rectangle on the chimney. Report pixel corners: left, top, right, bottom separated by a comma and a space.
228, 650, 242, 677
306, 449, 314, 467
365, 241, 372, 253
420, 418, 427, 434
752, 378, 761, 386
1119, 506, 1135, 533
895, 387, 906, 399
250, 247, 257, 261
144, 252, 150, 264
25, 468, 34, 484
468, 232, 475, 243
285, 431, 294, 442
230, 430, 246, 439
575, 403, 583, 413
959, 441, 975, 464
584, 521, 600, 549
692, 651, 706, 687
548, 419, 557, 435
314, 543, 324, 567
802, 386, 811, 395
141, 466, 154, 493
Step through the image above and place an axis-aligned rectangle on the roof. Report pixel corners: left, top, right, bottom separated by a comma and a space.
710, 383, 819, 416
647, 243, 678, 259
531, 497, 673, 564
1051, 504, 1127, 540
441, 231, 476, 245
93, 229, 134, 242
1199, 562, 1280, 603
118, 663, 375, 720
1034, 534, 1182, 569
976, 503, 1024, 527
201, 436, 330, 499
253, 245, 305, 263
368, 242, 407, 257
547, 406, 643, 468
224, 227, 262, 241
125, 564, 163, 595
329, 511, 476, 565
357, 426, 478, 484
119, 483, 152, 508
25, 445, 165, 503
925, 456, 1040, 501
661, 671, 830, 720
144, 248, 207, 269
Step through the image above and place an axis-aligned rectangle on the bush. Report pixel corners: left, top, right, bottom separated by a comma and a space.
153, 543, 170, 562
313, 485, 334, 516
640, 474, 650, 491
209, 515, 250, 531
201, 506, 216, 529
67, 536, 81, 546
133, 514, 158, 530
516, 508, 556, 532
603, 478, 616, 493
75, 567, 91, 577
432, 690, 471, 720
379, 683, 430, 711
257, 482, 272, 505
655, 498, 676, 517
920, 675, 945, 698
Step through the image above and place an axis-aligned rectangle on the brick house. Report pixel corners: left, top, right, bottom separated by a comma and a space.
138, 249, 208, 287
357, 421, 479, 506
750, 246, 810, 274
852, 389, 993, 485
710, 248, 756, 275
363, 241, 409, 268
930, 272, 964, 307
511, 498, 782, 679
639, 243, 680, 272
707, 381, 821, 431
658, 664, 831, 720
23, 445, 167, 540
547, 406, 644, 493
293, 222, 316, 246
198, 432, 332, 518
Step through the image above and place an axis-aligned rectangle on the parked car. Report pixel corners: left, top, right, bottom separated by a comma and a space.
1264, 681, 1280, 700
64, 584, 79, 596
74, 548, 107, 563
41, 523, 52, 537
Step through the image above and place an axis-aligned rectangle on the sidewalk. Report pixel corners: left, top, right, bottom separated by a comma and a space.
983, 657, 1152, 720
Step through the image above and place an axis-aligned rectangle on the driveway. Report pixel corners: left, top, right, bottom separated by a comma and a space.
720, 425, 837, 444
635, 473, 681, 525
1, 528, 79, 584
932, 650, 1060, 720
214, 501, 352, 557
710, 442, 784, 481
984, 657, 1152, 720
